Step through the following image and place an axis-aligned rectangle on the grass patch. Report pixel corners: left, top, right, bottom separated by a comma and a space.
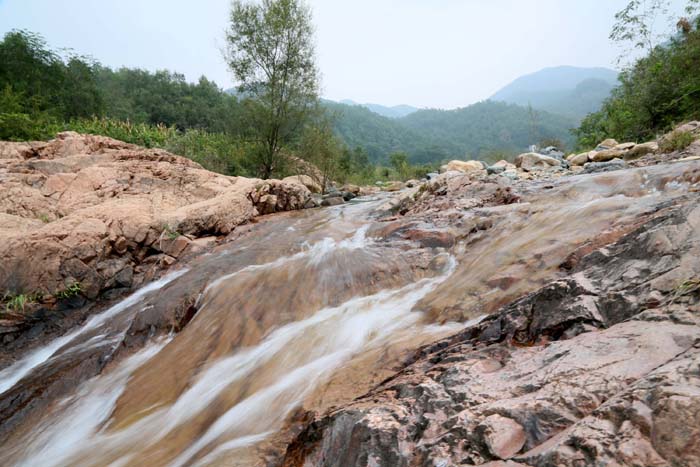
55, 282, 82, 300
659, 130, 695, 153
669, 278, 700, 303
3, 292, 41, 313
162, 224, 181, 240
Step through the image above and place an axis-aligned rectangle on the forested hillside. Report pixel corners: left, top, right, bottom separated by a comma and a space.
0, 29, 579, 177
326, 100, 577, 164
491, 66, 618, 120
336, 99, 419, 118
575, 15, 700, 148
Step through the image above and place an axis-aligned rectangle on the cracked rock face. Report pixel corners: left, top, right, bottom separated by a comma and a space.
0, 132, 311, 339
283, 201, 700, 467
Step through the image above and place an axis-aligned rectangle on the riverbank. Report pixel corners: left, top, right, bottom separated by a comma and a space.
1, 127, 700, 466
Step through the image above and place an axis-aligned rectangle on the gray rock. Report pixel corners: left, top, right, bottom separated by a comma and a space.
321, 197, 345, 207
283, 202, 700, 467
341, 191, 356, 202
583, 158, 628, 174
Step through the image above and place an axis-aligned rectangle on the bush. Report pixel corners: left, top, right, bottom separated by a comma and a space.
164, 129, 253, 177
65, 117, 175, 148
659, 130, 695, 152
575, 16, 700, 148
62, 117, 254, 177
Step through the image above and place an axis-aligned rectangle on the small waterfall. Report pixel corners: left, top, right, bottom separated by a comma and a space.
7, 252, 461, 467
2, 161, 698, 467
0, 269, 188, 396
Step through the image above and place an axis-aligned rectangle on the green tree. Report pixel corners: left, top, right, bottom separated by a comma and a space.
389, 151, 409, 180
0, 29, 103, 137
575, 1, 700, 148
299, 115, 343, 193
224, 0, 319, 179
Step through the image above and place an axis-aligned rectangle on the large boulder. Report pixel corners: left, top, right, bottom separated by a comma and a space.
514, 152, 561, 172
625, 141, 659, 159
442, 160, 486, 174
614, 142, 636, 151
248, 179, 311, 214
340, 184, 361, 195
0, 132, 311, 312
590, 148, 626, 162
383, 181, 405, 192
596, 138, 619, 150
282, 174, 322, 194
568, 152, 591, 166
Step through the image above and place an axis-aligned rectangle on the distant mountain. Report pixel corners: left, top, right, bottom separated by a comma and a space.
337, 99, 419, 119
325, 100, 577, 165
490, 66, 619, 120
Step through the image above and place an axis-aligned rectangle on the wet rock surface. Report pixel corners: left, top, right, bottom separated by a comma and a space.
2, 128, 700, 467
0, 132, 311, 341
283, 197, 700, 467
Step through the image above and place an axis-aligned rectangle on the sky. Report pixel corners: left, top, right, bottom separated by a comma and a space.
0, 0, 691, 109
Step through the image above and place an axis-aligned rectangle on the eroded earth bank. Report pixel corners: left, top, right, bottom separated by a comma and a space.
1, 130, 700, 467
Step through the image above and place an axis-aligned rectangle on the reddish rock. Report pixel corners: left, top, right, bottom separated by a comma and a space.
479, 414, 526, 459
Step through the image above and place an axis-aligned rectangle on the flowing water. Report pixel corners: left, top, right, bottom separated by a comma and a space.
1, 161, 699, 466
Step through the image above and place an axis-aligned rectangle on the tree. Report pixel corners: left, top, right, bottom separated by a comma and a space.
299, 114, 343, 193
224, 0, 319, 178
389, 151, 409, 180
575, 1, 700, 148
610, 0, 700, 61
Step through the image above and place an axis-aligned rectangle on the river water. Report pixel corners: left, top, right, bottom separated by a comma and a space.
1, 162, 698, 466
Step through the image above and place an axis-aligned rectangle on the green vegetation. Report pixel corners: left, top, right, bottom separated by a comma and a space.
325, 100, 575, 165
162, 224, 181, 240
575, 1, 700, 148
1, 2, 582, 184
3, 293, 40, 313
660, 130, 696, 152
490, 66, 619, 121
55, 282, 82, 300
670, 278, 700, 303
225, 0, 319, 179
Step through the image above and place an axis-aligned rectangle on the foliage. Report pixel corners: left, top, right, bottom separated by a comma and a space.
3, 292, 40, 313
165, 129, 254, 176
400, 101, 576, 163
659, 130, 695, 152
610, 0, 671, 55
298, 114, 344, 192
162, 225, 181, 240
490, 67, 618, 121
55, 282, 82, 300
0, 29, 103, 138
389, 152, 410, 180
575, 6, 700, 148
224, 0, 319, 179
2, 28, 572, 181
67, 117, 175, 148
95, 67, 245, 134
325, 100, 575, 166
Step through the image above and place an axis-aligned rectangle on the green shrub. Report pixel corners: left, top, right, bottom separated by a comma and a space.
2, 292, 41, 313
55, 282, 82, 300
659, 130, 695, 153
65, 117, 175, 148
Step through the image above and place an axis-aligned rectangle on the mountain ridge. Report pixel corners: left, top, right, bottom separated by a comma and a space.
490, 65, 619, 120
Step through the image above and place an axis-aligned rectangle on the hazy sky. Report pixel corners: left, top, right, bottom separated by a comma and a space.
0, 0, 690, 108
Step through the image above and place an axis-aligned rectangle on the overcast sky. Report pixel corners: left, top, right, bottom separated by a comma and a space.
0, 0, 690, 108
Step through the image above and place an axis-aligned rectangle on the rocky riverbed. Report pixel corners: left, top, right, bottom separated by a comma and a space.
1, 128, 700, 467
